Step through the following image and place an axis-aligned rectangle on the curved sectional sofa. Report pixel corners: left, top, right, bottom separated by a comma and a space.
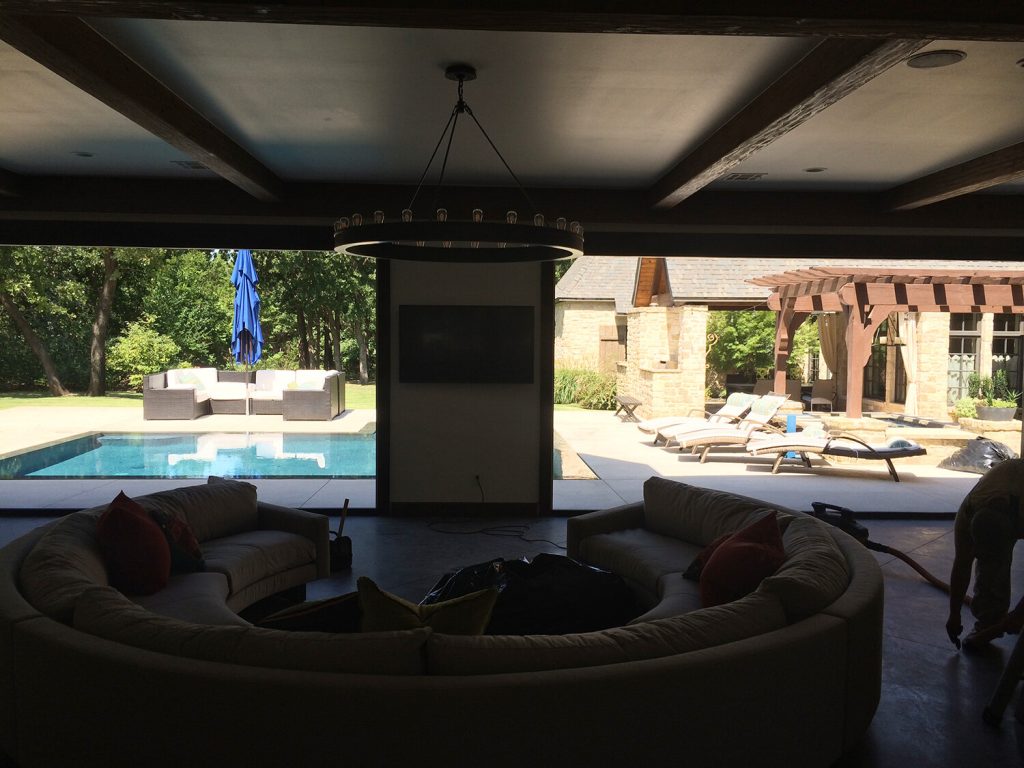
0, 477, 882, 768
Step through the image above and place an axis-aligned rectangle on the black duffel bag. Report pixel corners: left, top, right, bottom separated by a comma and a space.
422, 553, 638, 635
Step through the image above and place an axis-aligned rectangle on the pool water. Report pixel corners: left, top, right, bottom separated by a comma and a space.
0, 432, 376, 479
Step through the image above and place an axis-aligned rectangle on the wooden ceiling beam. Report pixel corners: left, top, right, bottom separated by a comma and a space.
0, 167, 24, 197
648, 38, 927, 208
3, 3, 1024, 41
5, 179, 1024, 235
885, 141, 1024, 211
0, 14, 284, 202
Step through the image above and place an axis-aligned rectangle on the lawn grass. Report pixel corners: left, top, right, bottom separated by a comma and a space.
344, 383, 376, 409
0, 391, 144, 409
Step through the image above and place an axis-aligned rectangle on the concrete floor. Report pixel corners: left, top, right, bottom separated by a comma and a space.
1, 406, 1023, 765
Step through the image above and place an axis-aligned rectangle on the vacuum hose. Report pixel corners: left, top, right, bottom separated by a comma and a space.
809, 502, 970, 606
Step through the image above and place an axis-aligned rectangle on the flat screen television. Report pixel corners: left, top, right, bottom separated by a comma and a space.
399, 304, 535, 384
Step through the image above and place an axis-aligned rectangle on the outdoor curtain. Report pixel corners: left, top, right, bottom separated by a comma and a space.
898, 311, 919, 415
818, 312, 847, 388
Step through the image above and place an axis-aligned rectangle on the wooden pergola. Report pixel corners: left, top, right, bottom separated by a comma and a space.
751, 268, 1024, 418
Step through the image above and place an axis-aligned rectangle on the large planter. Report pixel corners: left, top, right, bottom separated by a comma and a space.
975, 405, 1017, 421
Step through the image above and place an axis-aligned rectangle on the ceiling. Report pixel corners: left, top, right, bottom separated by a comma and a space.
1, 3, 1024, 258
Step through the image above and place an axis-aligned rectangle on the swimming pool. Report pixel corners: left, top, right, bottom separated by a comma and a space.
0, 432, 376, 479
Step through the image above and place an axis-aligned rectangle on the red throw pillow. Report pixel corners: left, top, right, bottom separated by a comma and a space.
683, 533, 731, 581
699, 513, 786, 608
97, 491, 171, 595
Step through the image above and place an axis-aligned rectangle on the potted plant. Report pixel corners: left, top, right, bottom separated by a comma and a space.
971, 370, 1020, 421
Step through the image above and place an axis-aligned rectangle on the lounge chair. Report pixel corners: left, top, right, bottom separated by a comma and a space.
805, 379, 836, 413
746, 433, 927, 482
667, 393, 790, 455
638, 392, 758, 444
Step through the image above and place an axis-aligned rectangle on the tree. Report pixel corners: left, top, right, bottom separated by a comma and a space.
144, 250, 234, 366
706, 310, 819, 385
0, 246, 81, 395
259, 251, 376, 383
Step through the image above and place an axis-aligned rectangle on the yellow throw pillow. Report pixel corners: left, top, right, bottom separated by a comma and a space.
357, 576, 497, 635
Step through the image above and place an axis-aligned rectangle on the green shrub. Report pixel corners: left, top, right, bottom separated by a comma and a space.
107, 319, 181, 391
554, 368, 616, 410
953, 397, 977, 420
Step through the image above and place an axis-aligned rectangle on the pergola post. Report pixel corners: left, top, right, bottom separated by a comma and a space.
772, 298, 808, 395
844, 302, 889, 418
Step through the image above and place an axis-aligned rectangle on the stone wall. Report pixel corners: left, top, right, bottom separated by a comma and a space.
914, 312, 951, 420
554, 300, 616, 369
617, 305, 707, 419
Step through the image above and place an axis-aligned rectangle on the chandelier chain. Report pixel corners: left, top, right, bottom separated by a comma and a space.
407, 104, 459, 212
431, 107, 461, 213
407, 69, 536, 218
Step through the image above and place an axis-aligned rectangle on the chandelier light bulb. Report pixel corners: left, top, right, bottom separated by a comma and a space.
556, 217, 567, 231
436, 208, 448, 222
334, 217, 350, 234
374, 210, 385, 224
569, 221, 582, 235
402, 209, 414, 223
506, 211, 518, 225
534, 213, 545, 227
472, 208, 484, 223
351, 213, 363, 227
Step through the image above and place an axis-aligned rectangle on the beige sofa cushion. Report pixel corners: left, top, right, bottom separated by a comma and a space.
577, 528, 702, 598
427, 590, 786, 675
630, 574, 703, 624
759, 516, 850, 622
75, 587, 429, 675
136, 481, 257, 542
202, 530, 316, 594
131, 571, 249, 627
643, 477, 790, 545
19, 509, 107, 623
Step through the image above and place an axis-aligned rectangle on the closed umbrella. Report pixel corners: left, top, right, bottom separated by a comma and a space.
231, 249, 263, 413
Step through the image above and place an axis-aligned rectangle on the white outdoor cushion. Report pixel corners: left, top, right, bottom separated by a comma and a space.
166, 367, 217, 390
294, 370, 332, 390
254, 369, 295, 392
250, 389, 284, 401
208, 382, 247, 400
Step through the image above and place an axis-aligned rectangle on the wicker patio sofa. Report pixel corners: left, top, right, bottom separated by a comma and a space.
249, 369, 344, 421
143, 369, 254, 420
144, 368, 344, 421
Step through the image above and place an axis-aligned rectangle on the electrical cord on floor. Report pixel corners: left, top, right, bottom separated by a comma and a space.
426, 519, 566, 550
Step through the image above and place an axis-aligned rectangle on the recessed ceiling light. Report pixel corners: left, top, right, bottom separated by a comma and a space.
804, 167, 827, 173
71, 151, 94, 158
907, 50, 967, 69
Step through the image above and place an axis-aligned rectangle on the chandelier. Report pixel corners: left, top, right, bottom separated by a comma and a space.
333, 64, 584, 263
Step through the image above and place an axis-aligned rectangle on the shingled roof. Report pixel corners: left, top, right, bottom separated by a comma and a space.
555, 256, 1024, 313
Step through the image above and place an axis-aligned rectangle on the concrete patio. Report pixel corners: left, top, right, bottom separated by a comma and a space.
0, 404, 987, 516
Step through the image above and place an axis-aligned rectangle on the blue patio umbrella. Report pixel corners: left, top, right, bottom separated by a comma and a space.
231, 249, 263, 370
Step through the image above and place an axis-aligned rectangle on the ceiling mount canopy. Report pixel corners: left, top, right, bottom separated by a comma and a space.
334, 63, 584, 263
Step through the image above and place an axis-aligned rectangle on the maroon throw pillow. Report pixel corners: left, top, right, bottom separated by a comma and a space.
149, 508, 205, 574
699, 514, 786, 608
97, 491, 171, 595
683, 533, 731, 581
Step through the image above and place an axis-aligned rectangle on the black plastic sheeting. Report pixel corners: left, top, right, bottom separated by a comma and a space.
422, 553, 639, 635
939, 437, 1019, 475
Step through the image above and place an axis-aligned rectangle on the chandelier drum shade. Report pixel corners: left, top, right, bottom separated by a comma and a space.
334, 64, 584, 263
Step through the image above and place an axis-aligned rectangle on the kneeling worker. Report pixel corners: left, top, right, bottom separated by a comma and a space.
947, 458, 1024, 649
